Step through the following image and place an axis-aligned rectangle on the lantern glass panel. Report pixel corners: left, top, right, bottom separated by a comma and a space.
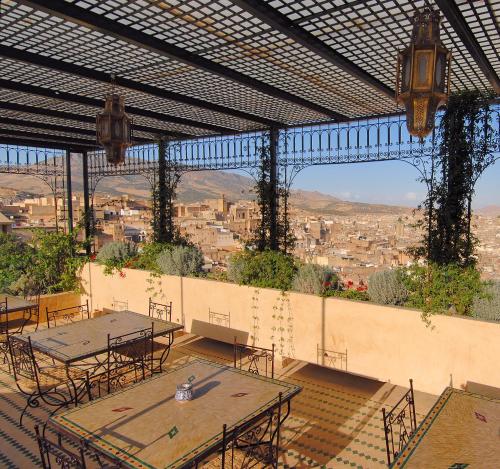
402, 54, 411, 90
413, 50, 433, 90
435, 53, 445, 91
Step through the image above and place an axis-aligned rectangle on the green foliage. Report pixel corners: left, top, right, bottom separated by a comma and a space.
227, 250, 297, 290
0, 233, 35, 294
292, 263, 338, 295
473, 282, 500, 322
413, 91, 497, 266
324, 289, 369, 301
96, 241, 138, 274
368, 269, 408, 305
157, 245, 204, 277
250, 134, 295, 254
133, 242, 172, 272
29, 230, 86, 294
1, 230, 85, 295
151, 140, 183, 244
402, 263, 484, 319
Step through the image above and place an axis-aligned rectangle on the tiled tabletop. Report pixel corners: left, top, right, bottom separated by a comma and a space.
17, 310, 183, 364
51, 359, 301, 468
393, 387, 500, 468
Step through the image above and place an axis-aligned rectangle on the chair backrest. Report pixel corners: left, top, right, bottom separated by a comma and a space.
234, 339, 275, 379
90, 325, 154, 398
111, 297, 128, 312
0, 297, 8, 336
149, 298, 172, 322
35, 424, 87, 469
382, 379, 417, 467
8, 336, 38, 384
46, 300, 90, 328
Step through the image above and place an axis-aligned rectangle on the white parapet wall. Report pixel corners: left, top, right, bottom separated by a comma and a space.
81, 262, 500, 395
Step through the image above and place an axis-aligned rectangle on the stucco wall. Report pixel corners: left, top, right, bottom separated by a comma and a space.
81, 263, 500, 395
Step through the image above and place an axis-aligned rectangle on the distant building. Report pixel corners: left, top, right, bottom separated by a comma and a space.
0, 212, 13, 233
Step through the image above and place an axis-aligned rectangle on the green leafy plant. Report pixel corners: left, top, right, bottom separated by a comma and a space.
402, 263, 484, 320
133, 242, 172, 272
0, 233, 35, 294
96, 241, 137, 275
156, 245, 204, 277
473, 281, 500, 322
368, 269, 408, 306
227, 250, 296, 290
292, 263, 338, 295
324, 289, 369, 301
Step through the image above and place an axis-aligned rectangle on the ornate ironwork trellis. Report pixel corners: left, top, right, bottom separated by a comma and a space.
0, 144, 68, 231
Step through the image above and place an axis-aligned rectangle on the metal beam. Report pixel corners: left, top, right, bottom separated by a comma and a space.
16, 0, 343, 120
81, 150, 92, 255
0, 50, 279, 129
0, 78, 230, 135
233, 0, 394, 99
65, 149, 74, 234
0, 129, 99, 148
0, 136, 89, 152
435, 0, 500, 94
0, 117, 153, 145
0, 103, 189, 139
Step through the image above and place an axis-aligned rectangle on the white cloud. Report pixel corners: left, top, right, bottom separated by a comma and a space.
404, 192, 418, 201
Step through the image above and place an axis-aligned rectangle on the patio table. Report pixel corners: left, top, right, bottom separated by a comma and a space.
1, 294, 38, 332
16, 310, 183, 365
392, 387, 500, 467
49, 359, 302, 469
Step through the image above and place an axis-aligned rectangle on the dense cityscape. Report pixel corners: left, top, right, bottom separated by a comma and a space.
2, 187, 499, 284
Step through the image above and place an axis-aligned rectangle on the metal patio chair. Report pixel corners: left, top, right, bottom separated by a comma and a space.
8, 336, 86, 426
382, 379, 417, 466
234, 339, 275, 379
86, 325, 154, 400
148, 297, 172, 322
46, 300, 90, 328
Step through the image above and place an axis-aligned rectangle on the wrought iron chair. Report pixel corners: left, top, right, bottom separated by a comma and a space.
234, 339, 275, 379
23, 290, 42, 332
35, 424, 87, 469
86, 325, 154, 400
8, 336, 86, 426
148, 297, 172, 321
46, 300, 90, 328
382, 379, 417, 466
111, 297, 128, 312
0, 298, 9, 371
149, 298, 174, 372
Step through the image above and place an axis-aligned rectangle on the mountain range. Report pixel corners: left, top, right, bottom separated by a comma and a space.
2, 156, 496, 216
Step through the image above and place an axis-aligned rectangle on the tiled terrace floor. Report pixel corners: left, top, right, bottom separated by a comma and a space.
0, 334, 437, 468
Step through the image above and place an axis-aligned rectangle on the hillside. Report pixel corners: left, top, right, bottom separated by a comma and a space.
0, 157, 410, 215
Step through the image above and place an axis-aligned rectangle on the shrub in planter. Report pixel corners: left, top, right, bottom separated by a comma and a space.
368, 269, 408, 305
96, 241, 137, 274
293, 263, 338, 295
134, 242, 172, 272
157, 245, 203, 277
227, 250, 296, 290
473, 282, 500, 322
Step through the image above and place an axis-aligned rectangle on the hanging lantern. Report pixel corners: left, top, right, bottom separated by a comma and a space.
396, 7, 451, 140
96, 93, 132, 165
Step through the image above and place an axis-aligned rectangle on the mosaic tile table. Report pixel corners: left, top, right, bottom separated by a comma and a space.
1, 294, 37, 314
393, 387, 500, 468
50, 359, 301, 468
17, 310, 183, 364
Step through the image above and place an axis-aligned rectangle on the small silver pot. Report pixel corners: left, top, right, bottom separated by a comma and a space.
175, 382, 193, 402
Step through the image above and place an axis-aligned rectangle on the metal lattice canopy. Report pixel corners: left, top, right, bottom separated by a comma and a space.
0, 0, 498, 152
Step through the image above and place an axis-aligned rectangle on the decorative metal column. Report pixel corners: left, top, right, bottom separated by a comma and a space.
82, 150, 91, 254
269, 127, 279, 251
65, 149, 73, 233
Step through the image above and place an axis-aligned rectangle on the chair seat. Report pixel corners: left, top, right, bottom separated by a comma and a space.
19, 365, 86, 391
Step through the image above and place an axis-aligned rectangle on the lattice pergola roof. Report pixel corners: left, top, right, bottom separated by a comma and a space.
0, 0, 498, 150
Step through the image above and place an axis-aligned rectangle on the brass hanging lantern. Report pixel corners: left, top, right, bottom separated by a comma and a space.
396, 7, 452, 140
96, 79, 132, 165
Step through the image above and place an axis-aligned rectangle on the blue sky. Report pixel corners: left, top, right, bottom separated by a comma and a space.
249, 158, 500, 208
